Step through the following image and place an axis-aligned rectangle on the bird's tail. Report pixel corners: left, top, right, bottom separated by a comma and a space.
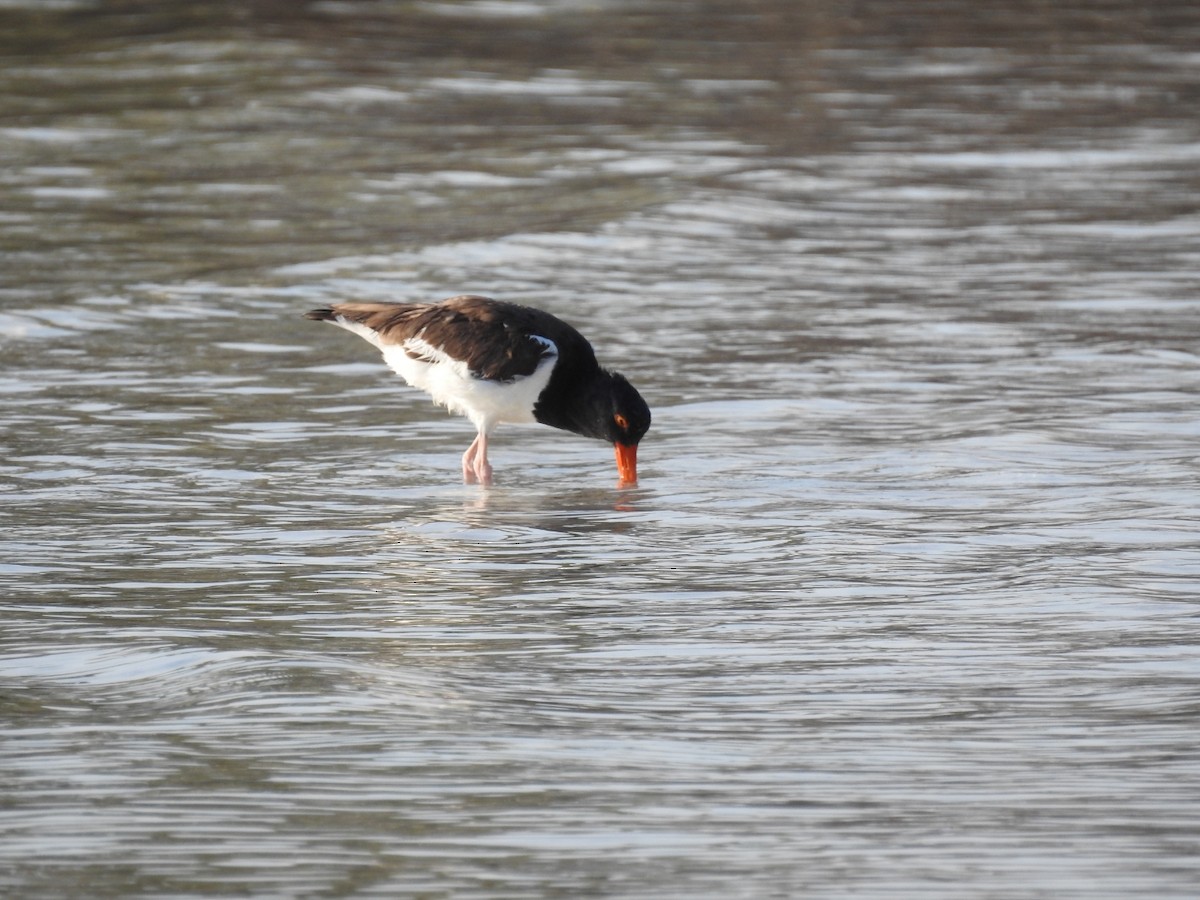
303, 302, 431, 350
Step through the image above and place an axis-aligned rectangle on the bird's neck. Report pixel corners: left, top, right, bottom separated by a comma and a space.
534, 363, 612, 440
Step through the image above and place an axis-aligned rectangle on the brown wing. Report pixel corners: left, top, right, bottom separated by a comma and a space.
305, 301, 427, 336
312, 295, 562, 383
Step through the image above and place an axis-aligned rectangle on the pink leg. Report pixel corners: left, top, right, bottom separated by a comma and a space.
461, 433, 481, 484
471, 431, 494, 486
461, 431, 494, 486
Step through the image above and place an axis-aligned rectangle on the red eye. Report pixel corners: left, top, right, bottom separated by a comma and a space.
614, 414, 629, 431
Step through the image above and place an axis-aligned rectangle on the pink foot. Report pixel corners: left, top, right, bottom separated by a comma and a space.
462, 431, 493, 486
462, 434, 481, 484
474, 459, 494, 486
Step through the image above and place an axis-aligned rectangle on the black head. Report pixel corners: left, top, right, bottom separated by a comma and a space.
534, 368, 650, 484
603, 372, 651, 446
602, 372, 649, 486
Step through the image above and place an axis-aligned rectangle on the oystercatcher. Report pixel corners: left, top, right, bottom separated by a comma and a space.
304, 295, 650, 486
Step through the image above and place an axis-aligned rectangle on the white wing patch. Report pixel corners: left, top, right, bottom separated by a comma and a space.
529, 334, 558, 360
399, 335, 472, 379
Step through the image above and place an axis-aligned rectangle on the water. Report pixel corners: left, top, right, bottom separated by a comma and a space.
3, 1, 1200, 896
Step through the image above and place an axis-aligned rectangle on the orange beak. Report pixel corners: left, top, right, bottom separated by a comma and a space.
614, 442, 638, 486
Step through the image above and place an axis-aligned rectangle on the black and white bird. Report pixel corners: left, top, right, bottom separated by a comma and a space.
304, 295, 650, 486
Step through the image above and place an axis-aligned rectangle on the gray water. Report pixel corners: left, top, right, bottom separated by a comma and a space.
3, 1, 1199, 897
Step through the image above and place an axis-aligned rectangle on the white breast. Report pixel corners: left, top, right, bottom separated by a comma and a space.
381, 335, 558, 434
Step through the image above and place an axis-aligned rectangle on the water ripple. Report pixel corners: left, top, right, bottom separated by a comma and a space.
4, 3, 1200, 898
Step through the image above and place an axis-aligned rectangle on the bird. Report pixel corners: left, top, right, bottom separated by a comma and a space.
304, 295, 650, 486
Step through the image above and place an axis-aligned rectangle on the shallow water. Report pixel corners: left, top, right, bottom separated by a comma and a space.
3, 1, 1200, 897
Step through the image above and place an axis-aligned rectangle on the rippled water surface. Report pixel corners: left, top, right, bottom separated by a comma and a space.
3, 1, 1200, 896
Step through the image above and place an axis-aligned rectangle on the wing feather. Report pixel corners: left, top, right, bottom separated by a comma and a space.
309, 295, 562, 382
